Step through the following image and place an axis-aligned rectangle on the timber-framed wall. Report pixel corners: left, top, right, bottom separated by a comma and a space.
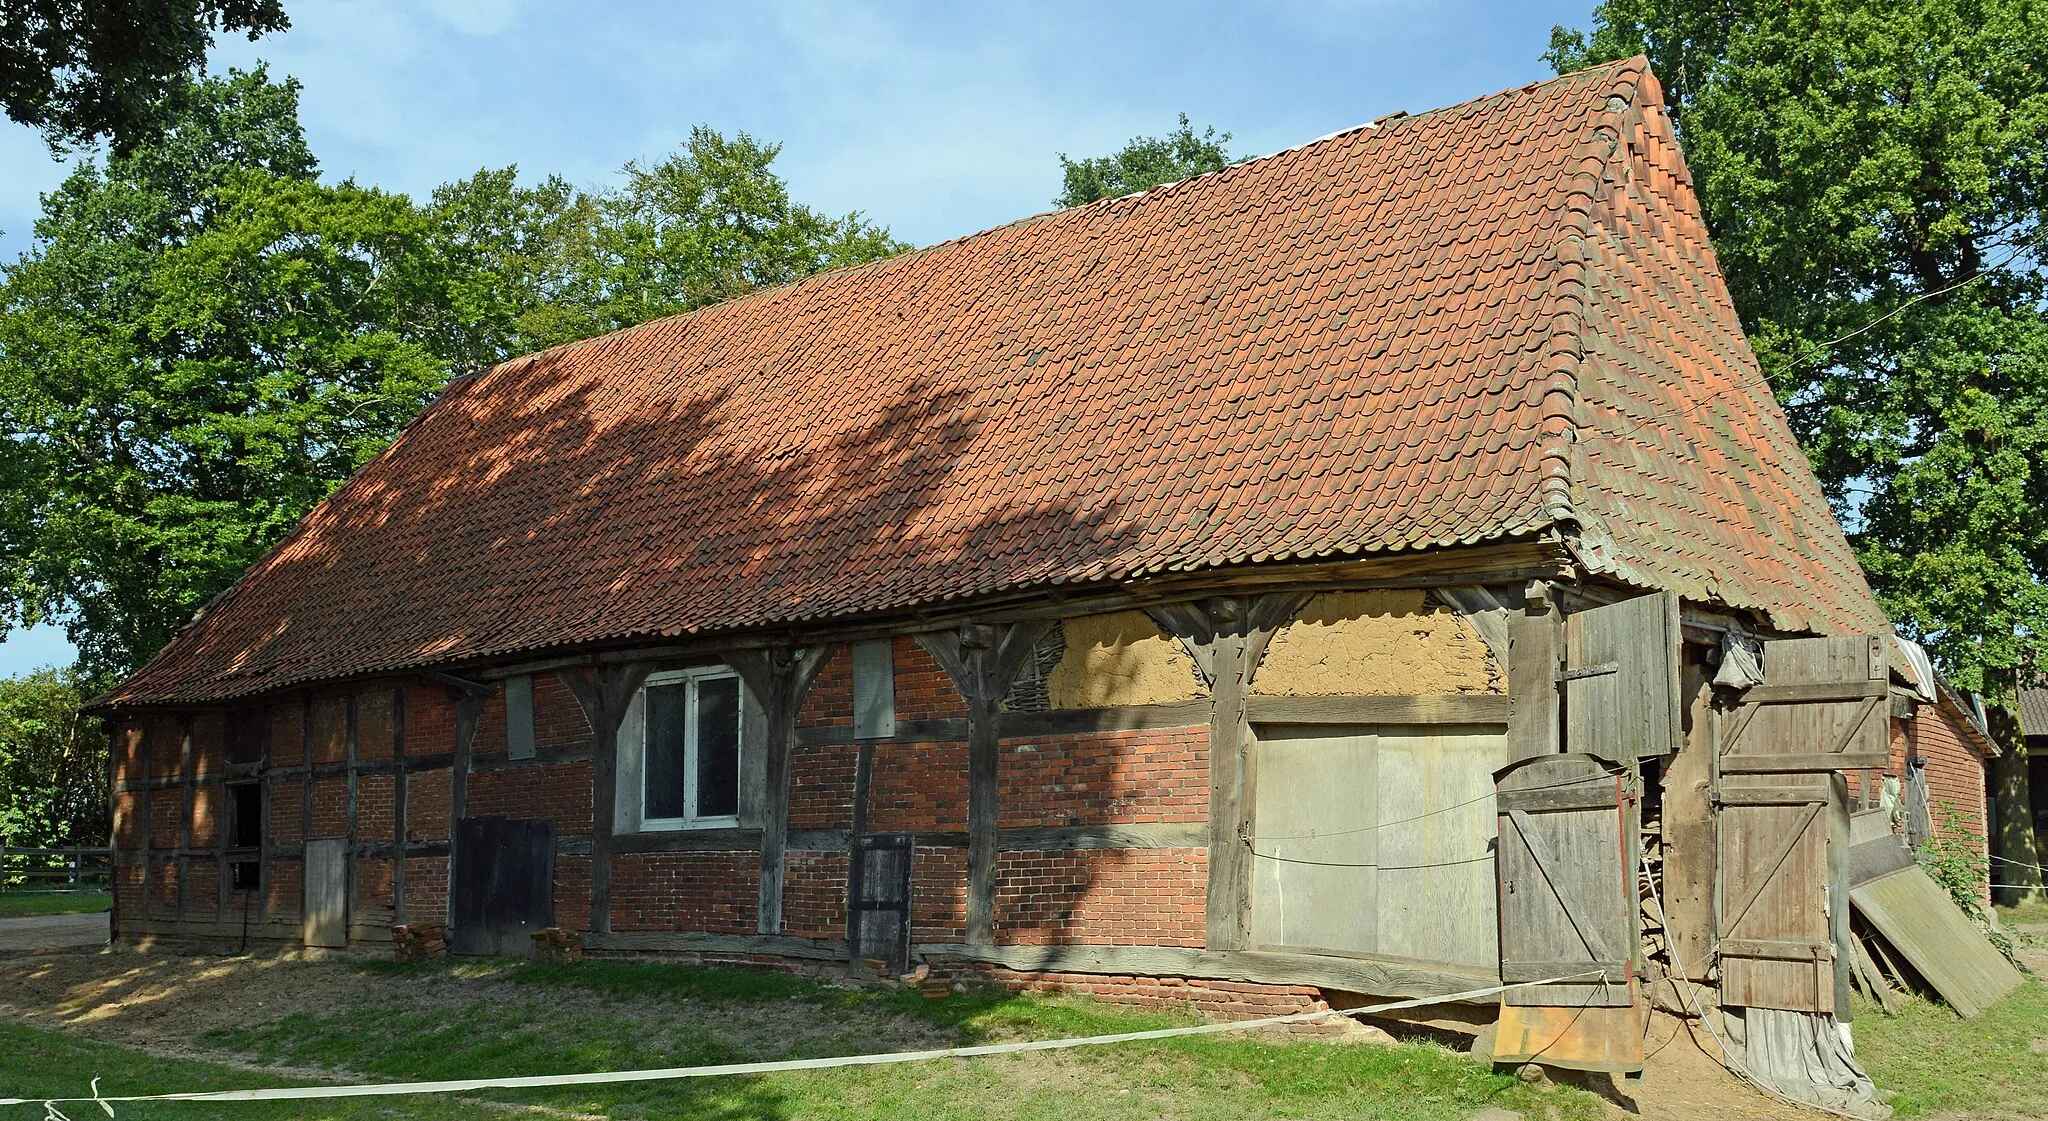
107, 543, 1617, 1006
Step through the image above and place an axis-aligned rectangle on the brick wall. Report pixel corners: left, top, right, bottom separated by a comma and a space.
534, 675, 592, 751
358, 775, 396, 842
998, 727, 1207, 826
782, 850, 847, 939
911, 847, 967, 942
893, 637, 966, 720
407, 770, 451, 842
799, 647, 853, 728
467, 762, 594, 834
310, 695, 348, 764
868, 741, 968, 832
190, 784, 220, 849
790, 743, 857, 830
946, 966, 1325, 1019
405, 686, 457, 757
309, 777, 348, 838
269, 705, 303, 766
403, 856, 448, 924
610, 852, 757, 932
1890, 702, 1991, 883
358, 689, 397, 760
355, 857, 395, 919
994, 849, 1207, 946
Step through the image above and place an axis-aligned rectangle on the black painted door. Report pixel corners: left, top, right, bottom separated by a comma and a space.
850, 833, 912, 975
451, 816, 557, 957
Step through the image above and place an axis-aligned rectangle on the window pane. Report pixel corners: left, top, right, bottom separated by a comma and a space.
644, 684, 690, 820
695, 676, 741, 819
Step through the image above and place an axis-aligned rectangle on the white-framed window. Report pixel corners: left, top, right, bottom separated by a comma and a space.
635, 667, 745, 830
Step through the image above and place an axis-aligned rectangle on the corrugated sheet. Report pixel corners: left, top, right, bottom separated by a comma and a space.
103, 58, 1886, 708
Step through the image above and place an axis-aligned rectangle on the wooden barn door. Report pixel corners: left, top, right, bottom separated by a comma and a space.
1563, 591, 1682, 764
450, 817, 557, 957
849, 833, 912, 976
1717, 635, 1886, 1013
1495, 754, 1637, 1008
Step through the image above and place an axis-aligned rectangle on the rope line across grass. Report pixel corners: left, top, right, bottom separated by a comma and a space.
3, 973, 1601, 1115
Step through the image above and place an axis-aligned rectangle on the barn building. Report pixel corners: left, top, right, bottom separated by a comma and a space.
97, 59, 1906, 1082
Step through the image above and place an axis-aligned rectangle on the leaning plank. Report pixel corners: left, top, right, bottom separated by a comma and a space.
1851, 933, 1899, 1017
1244, 694, 1510, 726
1850, 866, 2023, 1018
581, 931, 850, 961
915, 943, 1499, 1002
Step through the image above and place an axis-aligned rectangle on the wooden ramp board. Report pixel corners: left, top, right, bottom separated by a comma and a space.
1850, 865, 2022, 1018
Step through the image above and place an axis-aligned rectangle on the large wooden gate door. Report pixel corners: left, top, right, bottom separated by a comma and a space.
1495, 753, 1637, 1008
450, 817, 558, 957
849, 833, 912, 976
1717, 635, 1886, 1012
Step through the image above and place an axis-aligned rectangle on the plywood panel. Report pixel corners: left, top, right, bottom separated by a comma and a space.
1853, 866, 2023, 1018
1376, 725, 1511, 968
1249, 726, 1378, 954
303, 837, 348, 949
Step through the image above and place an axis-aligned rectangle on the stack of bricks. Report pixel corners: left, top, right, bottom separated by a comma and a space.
392, 923, 446, 960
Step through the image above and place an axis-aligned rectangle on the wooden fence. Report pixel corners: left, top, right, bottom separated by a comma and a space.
1, 846, 112, 890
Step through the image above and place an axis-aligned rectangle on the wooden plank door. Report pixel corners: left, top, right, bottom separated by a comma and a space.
450, 817, 557, 957
1495, 753, 1637, 1007
850, 833, 912, 975
1716, 635, 1885, 1013
303, 837, 348, 948
1563, 591, 1682, 763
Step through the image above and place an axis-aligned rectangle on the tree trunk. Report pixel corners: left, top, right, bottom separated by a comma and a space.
1988, 705, 2042, 907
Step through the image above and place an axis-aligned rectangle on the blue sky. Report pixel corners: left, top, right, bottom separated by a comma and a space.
0, 0, 1591, 677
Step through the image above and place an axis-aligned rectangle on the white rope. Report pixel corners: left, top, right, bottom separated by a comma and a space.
0, 973, 1598, 1111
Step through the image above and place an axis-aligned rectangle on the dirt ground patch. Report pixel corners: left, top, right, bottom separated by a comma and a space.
0, 948, 955, 1070
0, 949, 1850, 1121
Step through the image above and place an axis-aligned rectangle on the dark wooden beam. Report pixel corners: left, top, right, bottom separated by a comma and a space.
442, 687, 486, 932
1151, 593, 1307, 952
916, 620, 1053, 946
725, 644, 836, 935
1243, 694, 1510, 726
559, 662, 655, 935
392, 686, 408, 926
914, 943, 1499, 1003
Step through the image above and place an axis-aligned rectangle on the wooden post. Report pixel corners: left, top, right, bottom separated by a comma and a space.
918, 622, 1052, 947
1507, 583, 1561, 761
344, 694, 359, 942
727, 646, 834, 935
560, 663, 656, 935
392, 687, 408, 926
176, 715, 195, 922
300, 696, 313, 931
444, 686, 486, 929
1149, 594, 1305, 952
137, 722, 153, 927
845, 741, 875, 959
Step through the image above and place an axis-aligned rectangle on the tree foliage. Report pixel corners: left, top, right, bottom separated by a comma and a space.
0, 0, 288, 150
0, 71, 905, 680
0, 668, 101, 848
1055, 114, 1237, 208
1549, 0, 2048, 694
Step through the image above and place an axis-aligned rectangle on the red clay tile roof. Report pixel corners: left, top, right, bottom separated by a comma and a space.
103, 58, 1887, 707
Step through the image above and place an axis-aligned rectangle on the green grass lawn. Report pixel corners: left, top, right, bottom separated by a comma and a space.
1995, 897, 2048, 928
1851, 979, 2048, 1119
0, 957, 1604, 1121
0, 889, 109, 918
